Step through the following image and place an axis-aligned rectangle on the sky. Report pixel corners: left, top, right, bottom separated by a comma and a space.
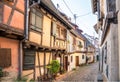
51, 0, 98, 37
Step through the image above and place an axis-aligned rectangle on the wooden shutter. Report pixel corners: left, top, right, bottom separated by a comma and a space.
0, 2, 3, 23
51, 21, 56, 36
23, 50, 35, 70
7, 0, 14, 2
0, 48, 11, 68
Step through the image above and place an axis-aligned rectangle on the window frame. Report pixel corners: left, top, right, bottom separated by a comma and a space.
23, 49, 36, 70
71, 56, 73, 62
0, 2, 3, 23
30, 8, 43, 32
0, 48, 11, 68
82, 55, 84, 59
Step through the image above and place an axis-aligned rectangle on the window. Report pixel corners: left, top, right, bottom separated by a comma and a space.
73, 38, 76, 45
71, 56, 73, 62
107, 0, 116, 12
82, 55, 84, 59
61, 29, 66, 39
56, 26, 60, 37
23, 50, 35, 70
0, 2, 3, 23
51, 21, 56, 36
30, 8, 43, 32
0, 48, 11, 68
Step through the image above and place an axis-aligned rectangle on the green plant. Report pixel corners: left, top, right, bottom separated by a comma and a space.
47, 60, 60, 76
0, 67, 3, 77
78, 44, 83, 48
67, 40, 70, 44
14, 77, 27, 82
72, 68, 76, 71
30, 79, 35, 82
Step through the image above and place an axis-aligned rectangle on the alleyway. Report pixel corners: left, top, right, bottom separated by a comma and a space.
56, 62, 99, 81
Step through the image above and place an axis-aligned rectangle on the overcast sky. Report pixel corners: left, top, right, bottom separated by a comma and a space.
51, 0, 98, 37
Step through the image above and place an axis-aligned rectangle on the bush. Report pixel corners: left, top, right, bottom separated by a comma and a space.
72, 68, 76, 71
47, 60, 60, 76
14, 77, 27, 82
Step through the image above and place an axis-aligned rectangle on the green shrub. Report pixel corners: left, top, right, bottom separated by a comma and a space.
72, 68, 76, 71
14, 77, 27, 82
0, 67, 3, 77
47, 60, 60, 75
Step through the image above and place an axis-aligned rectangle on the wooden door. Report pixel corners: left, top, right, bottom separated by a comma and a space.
76, 56, 79, 66
64, 56, 68, 71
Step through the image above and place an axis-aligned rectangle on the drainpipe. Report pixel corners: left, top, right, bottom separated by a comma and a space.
18, 0, 29, 78
18, 40, 23, 79
25, 0, 29, 40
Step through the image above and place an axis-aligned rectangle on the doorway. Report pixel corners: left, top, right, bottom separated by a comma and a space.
76, 56, 79, 66
64, 56, 68, 71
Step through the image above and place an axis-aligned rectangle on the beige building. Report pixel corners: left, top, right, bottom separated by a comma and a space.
91, 0, 120, 81
22, 0, 73, 81
67, 25, 86, 71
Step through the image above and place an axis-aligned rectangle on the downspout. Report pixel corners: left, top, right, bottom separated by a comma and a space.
18, 0, 29, 78
25, 0, 29, 40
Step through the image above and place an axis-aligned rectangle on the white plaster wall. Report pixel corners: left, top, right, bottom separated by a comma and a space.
68, 53, 86, 71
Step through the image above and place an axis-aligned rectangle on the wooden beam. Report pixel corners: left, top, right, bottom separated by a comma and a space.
37, 52, 42, 77
44, 51, 46, 78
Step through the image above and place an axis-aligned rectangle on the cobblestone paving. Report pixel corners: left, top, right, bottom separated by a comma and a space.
57, 62, 99, 82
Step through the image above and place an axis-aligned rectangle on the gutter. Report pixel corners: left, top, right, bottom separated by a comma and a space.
24, 0, 29, 40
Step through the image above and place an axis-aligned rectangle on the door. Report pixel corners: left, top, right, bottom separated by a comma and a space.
76, 56, 79, 66
64, 56, 68, 71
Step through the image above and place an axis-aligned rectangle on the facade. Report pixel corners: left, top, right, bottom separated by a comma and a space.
84, 33, 99, 62
0, 0, 97, 81
22, 0, 73, 80
91, 0, 120, 81
67, 25, 86, 71
0, 0, 25, 80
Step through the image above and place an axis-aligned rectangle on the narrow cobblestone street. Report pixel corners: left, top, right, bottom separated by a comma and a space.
56, 62, 99, 81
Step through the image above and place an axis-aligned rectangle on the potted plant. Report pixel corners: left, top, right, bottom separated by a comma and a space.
47, 60, 60, 80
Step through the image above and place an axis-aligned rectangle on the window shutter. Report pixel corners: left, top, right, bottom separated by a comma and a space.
23, 50, 35, 70
6, 0, 14, 2
51, 21, 56, 36
0, 48, 11, 68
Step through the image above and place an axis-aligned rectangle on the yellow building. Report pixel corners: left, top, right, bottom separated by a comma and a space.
22, 0, 73, 80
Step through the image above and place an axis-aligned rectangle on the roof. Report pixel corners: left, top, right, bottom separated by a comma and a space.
82, 34, 95, 48
40, 0, 73, 29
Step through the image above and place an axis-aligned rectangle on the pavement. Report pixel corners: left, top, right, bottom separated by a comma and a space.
55, 62, 99, 82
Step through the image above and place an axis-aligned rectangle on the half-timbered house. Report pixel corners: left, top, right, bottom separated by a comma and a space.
0, 0, 25, 80
22, 0, 73, 80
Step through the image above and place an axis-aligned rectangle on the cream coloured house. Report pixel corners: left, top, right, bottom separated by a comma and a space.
91, 0, 120, 81
67, 25, 86, 71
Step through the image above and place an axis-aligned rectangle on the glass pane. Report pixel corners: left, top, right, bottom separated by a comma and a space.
36, 15, 42, 28
31, 13, 35, 25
